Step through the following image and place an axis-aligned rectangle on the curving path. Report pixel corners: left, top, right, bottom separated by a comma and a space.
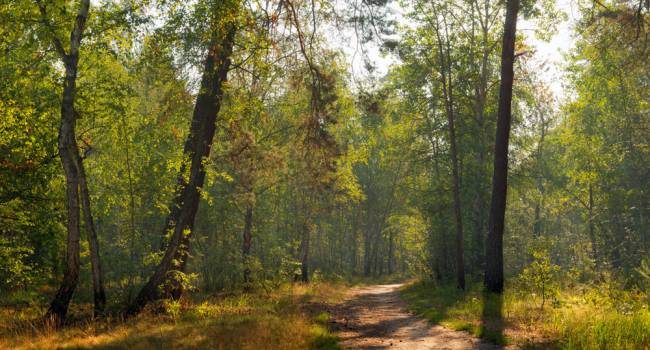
330, 284, 507, 350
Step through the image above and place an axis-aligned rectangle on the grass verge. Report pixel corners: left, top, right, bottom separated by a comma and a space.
0, 282, 343, 350
400, 280, 650, 349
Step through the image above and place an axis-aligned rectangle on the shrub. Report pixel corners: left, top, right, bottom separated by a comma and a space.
519, 246, 560, 310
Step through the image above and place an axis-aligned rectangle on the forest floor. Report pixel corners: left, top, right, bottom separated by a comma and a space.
0, 283, 343, 350
3, 280, 648, 349
330, 284, 508, 349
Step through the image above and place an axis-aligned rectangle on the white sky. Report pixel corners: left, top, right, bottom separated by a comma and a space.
336, 0, 581, 102
519, 0, 581, 102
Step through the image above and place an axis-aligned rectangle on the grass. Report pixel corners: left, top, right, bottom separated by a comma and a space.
0, 282, 343, 350
400, 280, 650, 349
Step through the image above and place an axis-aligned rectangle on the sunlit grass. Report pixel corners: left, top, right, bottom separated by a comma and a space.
0, 282, 345, 350
401, 280, 650, 349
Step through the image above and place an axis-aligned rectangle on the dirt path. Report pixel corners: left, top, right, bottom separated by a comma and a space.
330, 284, 506, 350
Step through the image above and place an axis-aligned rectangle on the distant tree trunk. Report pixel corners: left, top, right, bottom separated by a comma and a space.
473, 154, 486, 271
120, 111, 138, 296
126, 19, 238, 315
350, 207, 359, 272
363, 193, 374, 276
372, 229, 381, 275
363, 230, 372, 276
471, 7, 492, 275
532, 179, 544, 237
388, 230, 395, 275
41, 0, 91, 324
449, 120, 465, 290
472, 44, 489, 273
433, 14, 465, 289
533, 108, 547, 238
78, 165, 106, 316
242, 205, 254, 285
533, 202, 542, 236
300, 218, 312, 283
485, 0, 520, 294
588, 183, 598, 265
428, 135, 448, 282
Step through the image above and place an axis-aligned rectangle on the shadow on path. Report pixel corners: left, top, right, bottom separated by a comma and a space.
480, 291, 506, 348
331, 284, 506, 350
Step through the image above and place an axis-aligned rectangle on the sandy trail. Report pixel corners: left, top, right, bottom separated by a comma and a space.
330, 284, 506, 350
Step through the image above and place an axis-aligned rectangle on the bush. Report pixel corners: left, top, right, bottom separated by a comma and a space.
0, 237, 36, 291
519, 246, 560, 310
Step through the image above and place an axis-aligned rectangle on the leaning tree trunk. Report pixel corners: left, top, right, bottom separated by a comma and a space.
126, 20, 238, 315
43, 0, 91, 324
485, 0, 520, 294
48, 122, 82, 323
78, 164, 106, 316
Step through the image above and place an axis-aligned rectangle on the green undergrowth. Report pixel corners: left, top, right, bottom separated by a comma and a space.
346, 274, 410, 287
0, 282, 343, 350
401, 280, 650, 349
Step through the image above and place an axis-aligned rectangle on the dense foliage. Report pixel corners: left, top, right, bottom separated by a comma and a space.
0, 0, 648, 345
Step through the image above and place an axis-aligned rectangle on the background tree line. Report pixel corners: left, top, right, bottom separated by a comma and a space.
0, 0, 647, 324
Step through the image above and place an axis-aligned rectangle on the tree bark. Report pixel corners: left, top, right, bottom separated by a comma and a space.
434, 19, 465, 290
300, 218, 312, 283
472, 21, 490, 273
448, 111, 466, 290
588, 183, 598, 265
42, 0, 91, 324
78, 164, 106, 316
126, 18, 237, 315
350, 206, 359, 272
485, 0, 520, 294
388, 230, 395, 275
242, 205, 253, 285
363, 187, 375, 276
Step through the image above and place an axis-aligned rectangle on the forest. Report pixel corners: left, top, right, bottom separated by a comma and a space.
0, 0, 648, 349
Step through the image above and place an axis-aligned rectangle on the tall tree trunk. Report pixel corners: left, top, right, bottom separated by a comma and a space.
42, 0, 91, 324
363, 192, 374, 276
473, 150, 486, 272
78, 165, 106, 316
242, 205, 254, 285
363, 229, 372, 276
49, 130, 82, 323
120, 111, 138, 297
433, 14, 465, 290
533, 202, 542, 236
485, 0, 520, 294
350, 206, 359, 272
126, 18, 238, 315
388, 230, 395, 275
429, 135, 447, 282
448, 118, 465, 290
588, 183, 598, 265
533, 108, 547, 238
472, 33, 489, 274
300, 217, 312, 283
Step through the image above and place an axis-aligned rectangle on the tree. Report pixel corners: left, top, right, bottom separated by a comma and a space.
36, 0, 107, 322
484, 0, 520, 294
127, 0, 241, 314
428, 8, 466, 290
